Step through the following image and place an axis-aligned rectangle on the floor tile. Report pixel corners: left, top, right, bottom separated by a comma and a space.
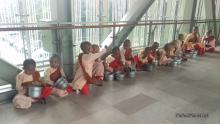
113, 93, 157, 115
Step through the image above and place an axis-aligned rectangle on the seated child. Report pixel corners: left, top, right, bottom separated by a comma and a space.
72, 41, 106, 95
134, 47, 154, 70
44, 54, 73, 97
164, 43, 176, 58
157, 45, 173, 66
13, 59, 52, 109
203, 30, 216, 52
176, 34, 188, 61
92, 44, 105, 80
150, 42, 159, 58
105, 47, 125, 73
120, 39, 135, 66
184, 27, 205, 56
170, 39, 188, 60
177, 34, 185, 53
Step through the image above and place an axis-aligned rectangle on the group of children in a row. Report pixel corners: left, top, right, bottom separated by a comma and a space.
13, 26, 216, 109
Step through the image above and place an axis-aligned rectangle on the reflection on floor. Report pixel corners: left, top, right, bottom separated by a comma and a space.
0, 51, 220, 124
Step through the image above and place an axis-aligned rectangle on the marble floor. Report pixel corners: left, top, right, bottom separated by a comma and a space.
0, 51, 220, 124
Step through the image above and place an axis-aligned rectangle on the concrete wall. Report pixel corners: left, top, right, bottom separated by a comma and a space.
0, 58, 22, 88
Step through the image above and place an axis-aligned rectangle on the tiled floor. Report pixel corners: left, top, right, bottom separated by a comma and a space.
0, 51, 220, 124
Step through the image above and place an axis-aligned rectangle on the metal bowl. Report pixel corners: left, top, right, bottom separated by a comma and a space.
145, 64, 154, 72
185, 54, 191, 58
54, 77, 68, 90
115, 74, 125, 81
114, 71, 122, 75
28, 86, 42, 98
193, 50, 198, 55
128, 71, 136, 78
170, 61, 178, 67
190, 53, 197, 59
153, 60, 159, 67
173, 56, 178, 61
105, 72, 114, 81
176, 59, 182, 64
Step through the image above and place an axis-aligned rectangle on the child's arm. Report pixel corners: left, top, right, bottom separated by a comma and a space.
44, 68, 53, 85
60, 68, 66, 77
184, 34, 192, 44
139, 52, 148, 64
90, 49, 107, 61
34, 71, 46, 86
103, 60, 113, 72
16, 74, 24, 93
120, 48, 126, 64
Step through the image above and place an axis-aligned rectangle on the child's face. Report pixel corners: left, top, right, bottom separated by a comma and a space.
152, 44, 159, 51
179, 36, 184, 41
193, 28, 198, 34
124, 42, 131, 49
113, 50, 121, 59
50, 58, 60, 68
144, 50, 151, 55
24, 65, 36, 75
83, 44, 92, 54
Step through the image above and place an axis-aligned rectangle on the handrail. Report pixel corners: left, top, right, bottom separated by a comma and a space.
0, 19, 219, 31
0, 19, 220, 25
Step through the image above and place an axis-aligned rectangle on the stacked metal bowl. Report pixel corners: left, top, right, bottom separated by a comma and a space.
54, 77, 68, 90
28, 85, 42, 98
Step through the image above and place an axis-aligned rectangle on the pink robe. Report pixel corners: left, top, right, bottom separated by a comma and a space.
158, 49, 172, 65
92, 59, 104, 80
203, 35, 216, 52
134, 49, 154, 70
13, 71, 38, 109
44, 67, 68, 97
184, 33, 199, 51
184, 33, 205, 55
72, 49, 106, 90
120, 47, 134, 66
105, 55, 124, 72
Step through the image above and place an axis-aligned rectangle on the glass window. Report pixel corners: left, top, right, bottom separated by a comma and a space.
0, 0, 51, 69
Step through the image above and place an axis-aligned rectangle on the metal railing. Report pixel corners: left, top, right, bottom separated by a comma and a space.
0, 19, 219, 72
0, 19, 219, 31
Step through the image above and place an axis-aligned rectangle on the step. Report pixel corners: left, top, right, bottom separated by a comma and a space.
0, 79, 16, 104
0, 79, 12, 90
0, 89, 17, 104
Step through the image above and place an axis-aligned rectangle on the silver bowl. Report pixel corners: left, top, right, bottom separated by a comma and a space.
128, 71, 136, 78
176, 59, 182, 64
105, 72, 114, 81
54, 77, 68, 90
145, 64, 154, 72
153, 60, 159, 67
115, 74, 125, 81
170, 61, 178, 67
190, 53, 197, 59
114, 71, 122, 75
173, 56, 178, 60
28, 86, 42, 98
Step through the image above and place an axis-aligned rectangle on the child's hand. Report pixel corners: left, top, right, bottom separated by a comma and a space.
38, 81, 47, 87
21, 82, 33, 87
